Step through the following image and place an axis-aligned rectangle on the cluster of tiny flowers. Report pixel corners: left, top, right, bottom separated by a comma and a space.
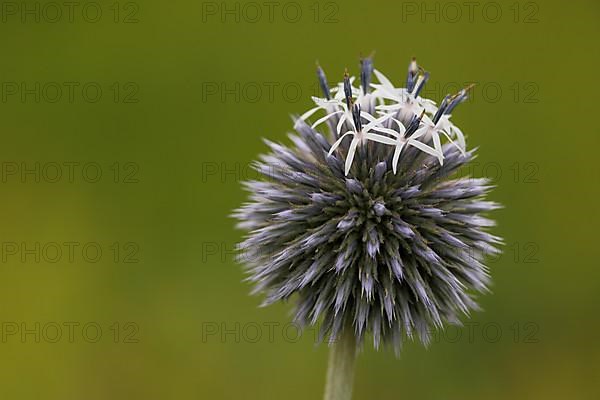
234, 56, 502, 353
301, 57, 470, 175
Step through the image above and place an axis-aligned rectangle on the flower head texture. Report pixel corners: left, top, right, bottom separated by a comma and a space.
233, 56, 502, 353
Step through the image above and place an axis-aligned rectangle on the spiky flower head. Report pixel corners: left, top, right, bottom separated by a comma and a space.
233, 56, 502, 353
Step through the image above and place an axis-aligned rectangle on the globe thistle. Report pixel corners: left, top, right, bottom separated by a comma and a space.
233, 56, 502, 399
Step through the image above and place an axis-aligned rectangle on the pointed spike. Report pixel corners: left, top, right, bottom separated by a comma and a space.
406, 57, 419, 92
343, 70, 353, 109
360, 54, 374, 95
316, 62, 331, 100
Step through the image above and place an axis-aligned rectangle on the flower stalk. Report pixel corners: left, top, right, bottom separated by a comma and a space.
323, 328, 357, 400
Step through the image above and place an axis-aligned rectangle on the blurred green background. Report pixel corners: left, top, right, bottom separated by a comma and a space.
0, 0, 598, 398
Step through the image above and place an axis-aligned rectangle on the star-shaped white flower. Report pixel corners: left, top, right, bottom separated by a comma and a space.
301, 76, 359, 133
413, 113, 466, 165
372, 69, 437, 122
304, 74, 382, 140
381, 117, 442, 174
328, 109, 396, 176
436, 114, 467, 154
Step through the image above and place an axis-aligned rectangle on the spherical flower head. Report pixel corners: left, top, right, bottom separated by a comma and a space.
233, 56, 502, 353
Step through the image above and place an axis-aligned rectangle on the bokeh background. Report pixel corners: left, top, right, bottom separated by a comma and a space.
0, 0, 599, 398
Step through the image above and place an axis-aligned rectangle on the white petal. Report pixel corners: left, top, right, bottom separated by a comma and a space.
370, 126, 400, 137
345, 137, 359, 175
452, 125, 467, 152
360, 111, 377, 123
376, 103, 402, 111
365, 132, 397, 146
373, 69, 394, 90
432, 131, 442, 152
336, 113, 350, 135
311, 96, 337, 108
328, 131, 354, 155
300, 106, 322, 121
442, 129, 466, 156
407, 139, 442, 159
392, 142, 405, 174
391, 118, 407, 134
363, 113, 392, 131
420, 114, 435, 126
311, 110, 343, 129
411, 127, 428, 140
379, 92, 403, 102
431, 132, 444, 164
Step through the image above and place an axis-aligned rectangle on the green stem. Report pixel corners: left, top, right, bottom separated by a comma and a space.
323, 329, 357, 400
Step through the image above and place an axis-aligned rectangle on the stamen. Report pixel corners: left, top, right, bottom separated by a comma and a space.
445, 84, 475, 114
343, 70, 353, 109
352, 103, 362, 132
412, 71, 430, 97
360, 54, 374, 95
316, 62, 331, 100
433, 95, 451, 123
406, 110, 425, 138
406, 57, 418, 92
